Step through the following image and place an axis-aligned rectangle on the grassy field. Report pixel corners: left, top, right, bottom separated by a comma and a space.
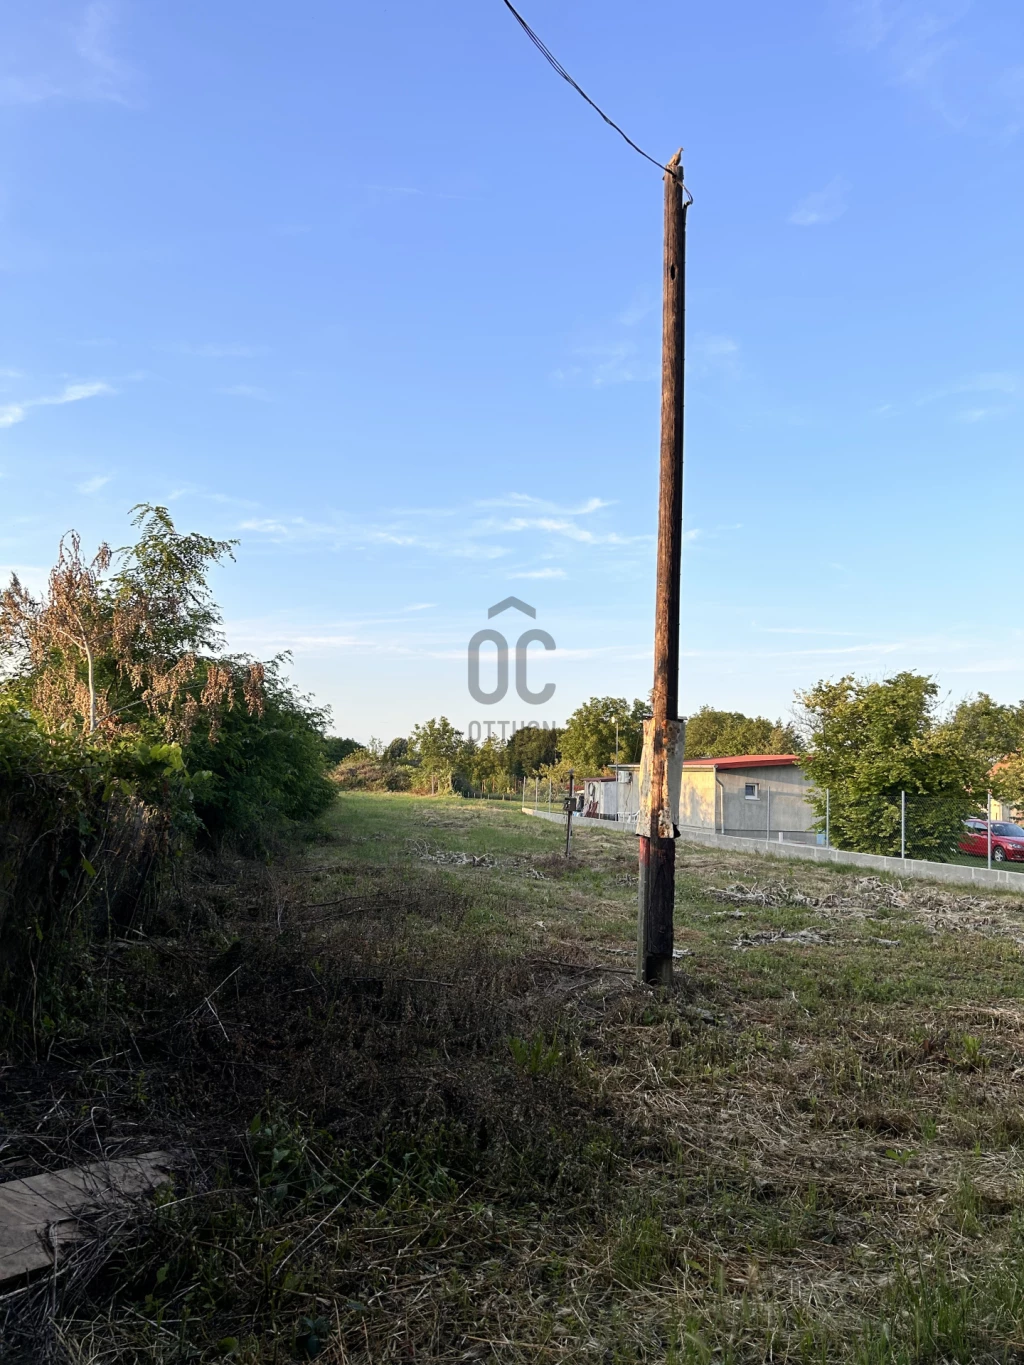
7, 791, 1024, 1362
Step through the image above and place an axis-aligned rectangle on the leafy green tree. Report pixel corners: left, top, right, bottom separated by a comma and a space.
799, 672, 986, 859
1, 506, 335, 847
560, 697, 646, 773
409, 716, 465, 791
947, 693, 1023, 767
992, 755, 1024, 814
323, 736, 361, 765
467, 736, 505, 791
504, 725, 560, 781
0, 505, 257, 740
684, 705, 800, 759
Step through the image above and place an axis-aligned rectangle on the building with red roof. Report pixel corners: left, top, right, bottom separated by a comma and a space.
584, 753, 819, 842
678, 754, 817, 841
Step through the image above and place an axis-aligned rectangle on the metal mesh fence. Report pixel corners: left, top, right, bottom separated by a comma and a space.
519, 777, 1024, 872
521, 773, 641, 827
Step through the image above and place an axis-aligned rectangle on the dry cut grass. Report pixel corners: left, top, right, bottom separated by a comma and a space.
4, 792, 1024, 1362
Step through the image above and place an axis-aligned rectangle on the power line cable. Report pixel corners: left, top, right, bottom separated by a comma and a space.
499, 0, 669, 173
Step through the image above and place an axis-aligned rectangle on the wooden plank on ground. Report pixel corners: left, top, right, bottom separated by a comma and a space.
0, 1151, 174, 1285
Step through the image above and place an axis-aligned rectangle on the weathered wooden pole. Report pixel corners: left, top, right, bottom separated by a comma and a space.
638, 149, 689, 987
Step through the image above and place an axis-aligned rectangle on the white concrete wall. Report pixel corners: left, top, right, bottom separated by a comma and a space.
521, 807, 1024, 891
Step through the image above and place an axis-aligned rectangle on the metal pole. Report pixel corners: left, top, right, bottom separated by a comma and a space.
565, 769, 575, 858
988, 790, 993, 871
825, 788, 830, 849
547, 776, 551, 813
901, 791, 906, 861
638, 150, 688, 989
766, 783, 771, 844
615, 719, 619, 766
534, 775, 539, 812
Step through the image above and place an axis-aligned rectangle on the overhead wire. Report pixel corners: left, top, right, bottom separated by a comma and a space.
498, 0, 671, 174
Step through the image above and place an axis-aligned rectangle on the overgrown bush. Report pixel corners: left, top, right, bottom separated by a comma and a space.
184, 660, 335, 846
331, 746, 412, 791
0, 508, 339, 1040
0, 699, 194, 1043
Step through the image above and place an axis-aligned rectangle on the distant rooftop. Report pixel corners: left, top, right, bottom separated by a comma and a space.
606, 754, 802, 774
683, 754, 801, 770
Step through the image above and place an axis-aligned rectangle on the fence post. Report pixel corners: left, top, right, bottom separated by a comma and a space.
900, 791, 906, 861
565, 769, 575, 858
988, 790, 993, 871
825, 788, 830, 849
548, 777, 552, 813
766, 783, 771, 844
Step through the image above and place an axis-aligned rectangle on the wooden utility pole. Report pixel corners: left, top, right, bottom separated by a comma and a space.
637, 150, 689, 987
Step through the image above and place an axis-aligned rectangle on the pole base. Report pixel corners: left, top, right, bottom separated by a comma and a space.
637, 835, 675, 986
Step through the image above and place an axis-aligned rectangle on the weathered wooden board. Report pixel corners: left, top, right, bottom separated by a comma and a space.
0, 1151, 174, 1285
637, 716, 685, 839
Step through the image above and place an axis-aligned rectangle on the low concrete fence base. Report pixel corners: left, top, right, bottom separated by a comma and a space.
521, 806, 1024, 892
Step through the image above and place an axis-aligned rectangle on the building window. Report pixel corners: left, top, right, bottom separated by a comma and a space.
744, 782, 759, 800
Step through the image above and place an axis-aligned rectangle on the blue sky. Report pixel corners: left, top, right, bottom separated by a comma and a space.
1, 0, 1022, 744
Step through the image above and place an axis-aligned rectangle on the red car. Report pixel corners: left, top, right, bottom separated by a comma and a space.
959, 819, 1024, 862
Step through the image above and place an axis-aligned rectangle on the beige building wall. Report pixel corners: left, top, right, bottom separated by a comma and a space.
678, 767, 717, 830
675, 762, 817, 838
718, 765, 816, 837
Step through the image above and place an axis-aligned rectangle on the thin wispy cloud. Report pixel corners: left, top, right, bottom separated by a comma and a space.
219, 384, 270, 401
682, 640, 906, 660
359, 184, 472, 202
508, 568, 567, 580
233, 487, 648, 568
957, 405, 1011, 423
905, 370, 1021, 422
56, 381, 113, 403
239, 518, 299, 536
837, 0, 1024, 137
552, 341, 657, 388
486, 515, 647, 547
618, 292, 655, 327
691, 333, 741, 381
172, 343, 270, 359
920, 371, 1020, 403
0, 2, 139, 107
77, 474, 111, 494
875, 370, 1020, 420
789, 176, 850, 226
237, 515, 511, 561
754, 625, 863, 637
694, 335, 739, 361
476, 493, 614, 517
553, 287, 667, 388
0, 379, 114, 429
